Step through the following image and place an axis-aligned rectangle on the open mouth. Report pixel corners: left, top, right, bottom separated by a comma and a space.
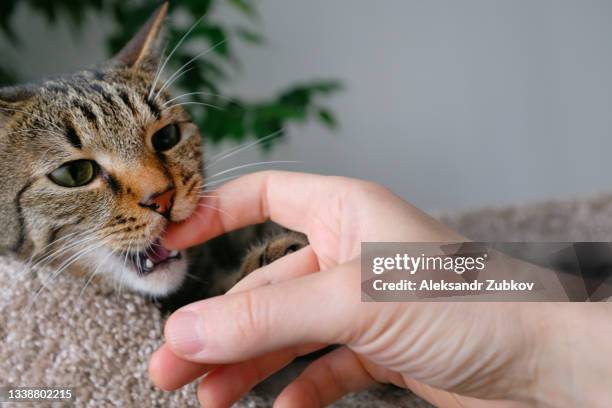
128, 239, 181, 276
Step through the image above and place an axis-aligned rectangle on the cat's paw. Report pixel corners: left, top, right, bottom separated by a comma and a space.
239, 232, 309, 277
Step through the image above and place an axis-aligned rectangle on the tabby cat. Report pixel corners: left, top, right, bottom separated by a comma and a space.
0, 3, 306, 307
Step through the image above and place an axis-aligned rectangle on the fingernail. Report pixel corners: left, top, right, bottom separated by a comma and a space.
166, 311, 205, 355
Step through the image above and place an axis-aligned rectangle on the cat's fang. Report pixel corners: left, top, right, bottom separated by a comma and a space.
127, 245, 183, 276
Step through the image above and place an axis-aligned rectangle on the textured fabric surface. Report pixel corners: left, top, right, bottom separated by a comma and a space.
439, 193, 612, 242
2, 193, 612, 407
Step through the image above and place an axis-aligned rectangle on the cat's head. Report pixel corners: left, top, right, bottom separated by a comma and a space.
0, 3, 204, 296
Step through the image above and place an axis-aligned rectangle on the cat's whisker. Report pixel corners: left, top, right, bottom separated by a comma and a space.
148, 43, 170, 102
154, 38, 228, 100
29, 228, 113, 284
28, 235, 98, 273
186, 272, 206, 283
205, 128, 285, 170
201, 174, 245, 188
195, 183, 244, 194
196, 193, 241, 201
206, 160, 302, 181
145, 240, 157, 260
33, 233, 109, 286
200, 163, 302, 190
135, 242, 143, 276
155, 67, 194, 101
38, 229, 90, 253
121, 242, 132, 276
119, 238, 135, 294
196, 202, 237, 222
23, 229, 85, 269
72, 247, 118, 317
162, 101, 223, 112
76, 263, 103, 301
49, 236, 113, 284
149, 42, 169, 97
29, 232, 104, 272
195, 186, 245, 198
198, 184, 251, 198
149, 12, 208, 99
27, 236, 111, 311
17, 231, 89, 284
162, 91, 243, 108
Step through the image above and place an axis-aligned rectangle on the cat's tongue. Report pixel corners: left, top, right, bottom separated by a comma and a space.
134, 239, 181, 275
149, 242, 171, 264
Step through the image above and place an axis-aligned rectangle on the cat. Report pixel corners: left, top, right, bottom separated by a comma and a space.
0, 3, 306, 309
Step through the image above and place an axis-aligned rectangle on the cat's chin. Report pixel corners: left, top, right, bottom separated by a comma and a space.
121, 256, 189, 297
85, 248, 189, 297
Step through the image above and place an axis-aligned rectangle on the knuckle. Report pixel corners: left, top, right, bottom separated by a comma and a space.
327, 176, 393, 202
355, 179, 391, 197
326, 175, 358, 190
325, 361, 348, 396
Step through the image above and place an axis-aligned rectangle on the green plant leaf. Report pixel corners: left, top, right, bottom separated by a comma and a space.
0, 0, 341, 152
181, 0, 213, 16
226, 0, 257, 18
317, 108, 338, 129
192, 24, 231, 57
235, 27, 264, 44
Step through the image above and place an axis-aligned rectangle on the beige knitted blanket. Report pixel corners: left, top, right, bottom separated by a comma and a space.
3, 193, 612, 407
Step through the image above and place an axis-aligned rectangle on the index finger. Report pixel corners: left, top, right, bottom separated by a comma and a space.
162, 171, 339, 250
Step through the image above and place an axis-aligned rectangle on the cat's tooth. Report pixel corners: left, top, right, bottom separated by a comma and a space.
145, 259, 154, 269
169, 250, 179, 258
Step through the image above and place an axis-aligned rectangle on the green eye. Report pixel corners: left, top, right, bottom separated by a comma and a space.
48, 160, 97, 188
151, 124, 180, 152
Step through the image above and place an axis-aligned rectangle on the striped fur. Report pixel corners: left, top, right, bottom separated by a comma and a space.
0, 4, 205, 295
0, 4, 307, 299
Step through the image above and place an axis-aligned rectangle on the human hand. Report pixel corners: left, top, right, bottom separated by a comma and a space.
149, 171, 612, 407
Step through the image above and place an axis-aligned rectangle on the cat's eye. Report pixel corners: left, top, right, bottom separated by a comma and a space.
48, 160, 97, 188
151, 124, 181, 152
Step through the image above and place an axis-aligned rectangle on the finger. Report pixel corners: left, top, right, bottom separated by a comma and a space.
402, 377, 521, 408
164, 260, 361, 363
398, 378, 483, 408
149, 344, 217, 391
274, 347, 376, 408
197, 344, 323, 408
152, 247, 319, 391
162, 171, 343, 249
227, 245, 319, 294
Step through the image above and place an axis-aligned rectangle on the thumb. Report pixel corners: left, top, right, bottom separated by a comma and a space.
164, 260, 362, 364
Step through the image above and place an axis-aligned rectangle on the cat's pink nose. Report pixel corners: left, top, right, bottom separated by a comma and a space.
140, 187, 175, 217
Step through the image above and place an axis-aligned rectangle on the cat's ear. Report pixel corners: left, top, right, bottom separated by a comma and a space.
113, 2, 168, 72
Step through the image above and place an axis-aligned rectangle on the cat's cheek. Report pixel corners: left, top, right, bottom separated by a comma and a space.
170, 181, 202, 222
171, 196, 199, 222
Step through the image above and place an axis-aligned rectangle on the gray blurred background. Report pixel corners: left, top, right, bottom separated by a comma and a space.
2, 0, 612, 211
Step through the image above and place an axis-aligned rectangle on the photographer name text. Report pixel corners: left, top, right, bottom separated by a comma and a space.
370, 253, 535, 292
